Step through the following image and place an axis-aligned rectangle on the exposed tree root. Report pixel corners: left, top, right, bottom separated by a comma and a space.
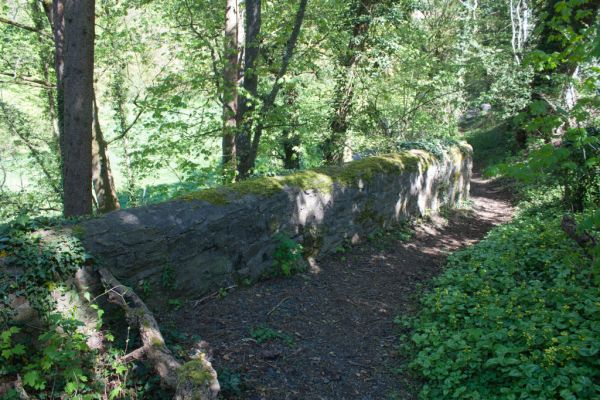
0, 374, 30, 400
97, 268, 220, 399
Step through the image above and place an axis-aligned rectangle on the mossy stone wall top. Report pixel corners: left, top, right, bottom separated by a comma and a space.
179, 151, 436, 205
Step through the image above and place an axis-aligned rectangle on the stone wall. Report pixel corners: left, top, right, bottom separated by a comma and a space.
80, 144, 472, 299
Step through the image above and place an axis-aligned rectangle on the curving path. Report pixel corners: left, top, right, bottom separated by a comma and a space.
165, 174, 514, 400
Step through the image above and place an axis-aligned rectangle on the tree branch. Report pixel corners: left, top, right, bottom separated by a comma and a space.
106, 95, 146, 144
0, 101, 61, 196
0, 16, 53, 39
0, 71, 52, 88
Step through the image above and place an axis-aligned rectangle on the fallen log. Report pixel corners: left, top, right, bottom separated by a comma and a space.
97, 268, 220, 399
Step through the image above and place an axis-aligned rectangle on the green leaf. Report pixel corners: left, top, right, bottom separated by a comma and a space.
11, 344, 25, 356
530, 100, 548, 115
109, 387, 122, 400
65, 381, 78, 394
578, 344, 599, 357
23, 370, 45, 390
560, 389, 576, 400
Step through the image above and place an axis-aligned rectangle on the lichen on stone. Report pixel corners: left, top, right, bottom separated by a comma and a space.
356, 201, 385, 226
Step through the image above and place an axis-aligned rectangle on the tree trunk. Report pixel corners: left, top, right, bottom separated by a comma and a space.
222, 0, 239, 182
45, 0, 65, 143
31, 0, 59, 143
282, 130, 301, 170
323, 69, 357, 164
92, 93, 120, 213
517, 0, 598, 146
61, 0, 95, 216
97, 268, 220, 399
111, 68, 138, 205
281, 87, 301, 169
32, 0, 61, 182
323, 0, 374, 165
235, 0, 261, 179
236, 0, 308, 178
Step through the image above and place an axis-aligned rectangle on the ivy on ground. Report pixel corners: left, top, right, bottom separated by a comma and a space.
0, 217, 162, 399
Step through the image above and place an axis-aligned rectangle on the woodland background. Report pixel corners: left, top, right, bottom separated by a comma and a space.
1, 0, 599, 399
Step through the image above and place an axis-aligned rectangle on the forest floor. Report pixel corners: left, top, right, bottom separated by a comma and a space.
164, 173, 514, 400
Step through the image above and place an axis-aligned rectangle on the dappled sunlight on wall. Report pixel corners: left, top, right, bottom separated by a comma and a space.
80, 144, 472, 303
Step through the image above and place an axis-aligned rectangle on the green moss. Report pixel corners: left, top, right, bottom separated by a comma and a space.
231, 176, 289, 197
457, 141, 473, 155
176, 172, 333, 205
278, 170, 335, 193
178, 360, 212, 385
140, 320, 151, 329
178, 148, 454, 205
327, 152, 425, 186
356, 200, 385, 226
230, 170, 335, 197
448, 146, 465, 164
302, 225, 323, 257
179, 187, 230, 205
267, 217, 280, 234
70, 225, 85, 239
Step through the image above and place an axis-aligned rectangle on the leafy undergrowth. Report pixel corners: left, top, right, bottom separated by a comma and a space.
0, 217, 172, 399
403, 202, 600, 399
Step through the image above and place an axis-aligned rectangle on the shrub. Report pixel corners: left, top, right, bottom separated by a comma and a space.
272, 234, 304, 277
397, 137, 463, 159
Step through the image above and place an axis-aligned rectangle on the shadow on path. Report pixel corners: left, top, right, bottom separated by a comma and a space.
165, 174, 514, 400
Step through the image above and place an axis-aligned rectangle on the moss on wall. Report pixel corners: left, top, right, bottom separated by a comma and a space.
178, 145, 468, 206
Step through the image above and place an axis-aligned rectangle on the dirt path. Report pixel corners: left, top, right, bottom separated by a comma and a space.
165, 174, 514, 400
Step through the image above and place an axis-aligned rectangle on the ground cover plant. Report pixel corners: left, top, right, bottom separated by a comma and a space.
0, 217, 174, 399
405, 203, 600, 399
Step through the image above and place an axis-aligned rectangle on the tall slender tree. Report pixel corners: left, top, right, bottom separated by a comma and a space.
92, 93, 120, 213
235, 0, 308, 178
61, 0, 95, 216
323, 0, 375, 164
43, 0, 65, 143
235, 0, 261, 179
222, 0, 239, 181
